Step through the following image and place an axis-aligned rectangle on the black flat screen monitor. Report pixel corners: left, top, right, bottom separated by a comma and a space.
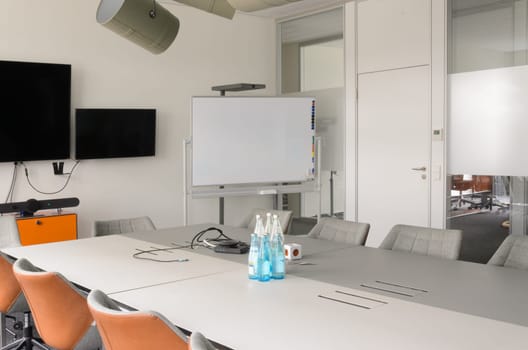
0, 60, 71, 162
75, 109, 156, 160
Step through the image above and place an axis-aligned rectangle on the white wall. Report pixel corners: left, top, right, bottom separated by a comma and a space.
0, 0, 276, 237
301, 40, 344, 91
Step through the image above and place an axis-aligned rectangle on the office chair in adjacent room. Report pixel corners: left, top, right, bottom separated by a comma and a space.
247, 209, 292, 234
87, 289, 187, 350
307, 218, 370, 246
380, 224, 463, 260
487, 235, 528, 270
12, 258, 102, 350
93, 216, 156, 236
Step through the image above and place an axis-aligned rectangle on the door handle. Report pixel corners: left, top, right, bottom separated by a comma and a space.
411, 166, 427, 171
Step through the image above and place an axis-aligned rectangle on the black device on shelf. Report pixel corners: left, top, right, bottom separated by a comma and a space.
75, 108, 156, 160
0, 60, 71, 163
0, 197, 80, 217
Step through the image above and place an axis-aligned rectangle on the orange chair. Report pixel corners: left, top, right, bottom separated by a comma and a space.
12, 258, 102, 350
0, 253, 49, 350
87, 289, 188, 350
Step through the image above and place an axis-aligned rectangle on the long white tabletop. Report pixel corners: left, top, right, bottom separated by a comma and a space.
112, 269, 528, 350
126, 224, 528, 326
2, 234, 242, 293
125, 224, 528, 327
3, 224, 528, 349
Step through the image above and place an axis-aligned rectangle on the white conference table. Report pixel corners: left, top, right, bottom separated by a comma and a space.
126, 224, 528, 328
3, 224, 528, 349
2, 234, 242, 294
113, 269, 528, 350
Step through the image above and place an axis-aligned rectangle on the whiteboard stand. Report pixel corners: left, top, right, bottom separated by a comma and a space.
211, 83, 267, 224
183, 136, 322, 226
185, 96, 320, 227
183, 138, 190, 226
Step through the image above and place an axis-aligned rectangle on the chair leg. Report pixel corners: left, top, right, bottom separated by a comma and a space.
30, 340, 48, 350
0, 313, 48, 350
0, 338, 24, 350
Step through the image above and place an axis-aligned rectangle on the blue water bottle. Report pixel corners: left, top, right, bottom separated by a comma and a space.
248, 215, 262, 280
257, 230, 272, 282
270, 214, 285, 279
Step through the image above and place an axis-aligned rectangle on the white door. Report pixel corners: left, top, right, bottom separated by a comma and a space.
358, 66, 430, 247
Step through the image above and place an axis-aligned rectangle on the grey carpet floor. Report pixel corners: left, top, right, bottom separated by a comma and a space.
448, 210, 509, 264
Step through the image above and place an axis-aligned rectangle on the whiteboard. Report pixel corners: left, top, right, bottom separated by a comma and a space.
192, 97, 315, 187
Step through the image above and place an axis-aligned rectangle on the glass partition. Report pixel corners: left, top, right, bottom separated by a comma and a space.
279, 7, 345, 232
447, 0, 528, 263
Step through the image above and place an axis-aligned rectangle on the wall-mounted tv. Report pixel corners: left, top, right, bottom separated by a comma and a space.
75, 109, 156, 160
0, 60, 71, 162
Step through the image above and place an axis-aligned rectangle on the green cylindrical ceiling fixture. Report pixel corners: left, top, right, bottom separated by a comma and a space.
97, 0, 179, 54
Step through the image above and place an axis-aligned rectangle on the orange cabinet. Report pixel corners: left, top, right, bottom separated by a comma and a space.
16, 213, 77, 246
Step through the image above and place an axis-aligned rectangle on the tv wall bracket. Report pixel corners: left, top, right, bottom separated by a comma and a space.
53, 162, 65, 175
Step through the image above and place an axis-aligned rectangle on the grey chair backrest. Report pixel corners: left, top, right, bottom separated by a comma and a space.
380, 224, 462, 260
307, 218, 370, 246
247, 209, 293, 234
94, 216, 156, 236
189, 332, 217, 350
0, 215, 21, 248
488, 235, 528, 270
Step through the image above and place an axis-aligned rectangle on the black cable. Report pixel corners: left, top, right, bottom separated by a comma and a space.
4, 162, 17, 203
190, 227, 231, 249
132, 244, 192, 263
23, 161, 80, 195
10, 164, 17, 203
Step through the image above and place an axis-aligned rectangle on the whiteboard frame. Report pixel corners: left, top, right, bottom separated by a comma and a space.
190, 96, 316, 188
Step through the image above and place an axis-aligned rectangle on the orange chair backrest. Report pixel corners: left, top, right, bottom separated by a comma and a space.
89, 306, 188, 350
13, 265, 93, 350
0, 255, 21, 313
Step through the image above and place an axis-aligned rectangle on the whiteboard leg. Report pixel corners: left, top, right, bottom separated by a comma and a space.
219, 196, 225, 225
183, 139, 190, 226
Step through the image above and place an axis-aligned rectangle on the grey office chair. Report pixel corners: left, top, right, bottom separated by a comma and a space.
94, 216, 156, 236
380, 224, 462, 260
488, 235, 528, 270
189, 332, 216, 350
0, 216, 21, 249
307, 218, 370, 246
247, 209, 292, 234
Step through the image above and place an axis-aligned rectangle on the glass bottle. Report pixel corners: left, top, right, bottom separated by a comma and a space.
248, 215, 262, 280
270, 214, 285, 279
257, 230, 272, 282
264, 212, 272, 236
